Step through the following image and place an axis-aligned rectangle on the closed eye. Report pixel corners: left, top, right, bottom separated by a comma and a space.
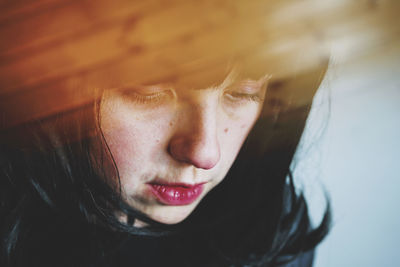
125, 91, 168, 104
118, 87, 174, 105
224, 91, 262, 103
223, 79, 267, 105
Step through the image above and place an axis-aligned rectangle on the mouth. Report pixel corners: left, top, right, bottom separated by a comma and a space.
147, 181, 206, 206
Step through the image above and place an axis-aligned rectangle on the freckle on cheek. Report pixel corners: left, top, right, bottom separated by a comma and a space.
169, 122, 173, 127
241, 124, 247, 129
224, 128, 229, 133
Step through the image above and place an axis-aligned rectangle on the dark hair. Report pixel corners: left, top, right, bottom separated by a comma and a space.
0, 60, 330, 266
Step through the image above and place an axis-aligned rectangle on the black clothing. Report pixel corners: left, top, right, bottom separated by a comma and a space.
97, 235, 315, 267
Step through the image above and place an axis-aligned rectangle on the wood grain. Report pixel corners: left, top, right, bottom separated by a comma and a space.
0, 0, 397, 130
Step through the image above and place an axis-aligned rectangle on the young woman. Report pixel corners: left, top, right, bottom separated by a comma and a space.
0, 1, 330, 266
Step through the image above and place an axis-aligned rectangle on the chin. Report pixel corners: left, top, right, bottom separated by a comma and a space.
146, 204, 197, 225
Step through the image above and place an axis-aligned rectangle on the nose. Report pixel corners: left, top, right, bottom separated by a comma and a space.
168, 103, 221, 170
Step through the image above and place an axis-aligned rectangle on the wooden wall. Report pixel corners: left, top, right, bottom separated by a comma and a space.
0, 0, 398, 131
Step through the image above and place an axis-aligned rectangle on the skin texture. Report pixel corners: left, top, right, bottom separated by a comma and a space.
100, 73, 268, 224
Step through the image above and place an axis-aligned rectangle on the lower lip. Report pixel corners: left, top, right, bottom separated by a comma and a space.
148, 183, 205, 205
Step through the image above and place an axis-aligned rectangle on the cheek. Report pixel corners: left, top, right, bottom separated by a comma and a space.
221, 125, 249, 156
100, 102, 173, 179
219, 109, 260, 166
104, 123, 166, 169
104, 126, 142, 172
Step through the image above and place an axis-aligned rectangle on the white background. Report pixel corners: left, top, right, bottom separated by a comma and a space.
299, 42, 400, 267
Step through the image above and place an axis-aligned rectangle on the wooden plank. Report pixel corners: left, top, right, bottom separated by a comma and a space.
1, 0, 398, 95
0, 0, 69, 23
0, 0, 398, 132
0, 1, 333, 95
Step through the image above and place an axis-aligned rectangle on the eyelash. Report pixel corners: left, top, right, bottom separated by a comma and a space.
224, 91, 263, 103
223, 81, 267, 105
119, 88, 263, 105
122, 90, 170, 104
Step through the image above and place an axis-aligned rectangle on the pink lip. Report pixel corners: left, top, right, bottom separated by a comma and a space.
147, 182, 205, 205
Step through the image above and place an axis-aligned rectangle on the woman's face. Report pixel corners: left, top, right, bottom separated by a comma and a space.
100, 72, 268, 224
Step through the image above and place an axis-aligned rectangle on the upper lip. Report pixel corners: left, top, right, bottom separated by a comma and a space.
147, 179, 207, 188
